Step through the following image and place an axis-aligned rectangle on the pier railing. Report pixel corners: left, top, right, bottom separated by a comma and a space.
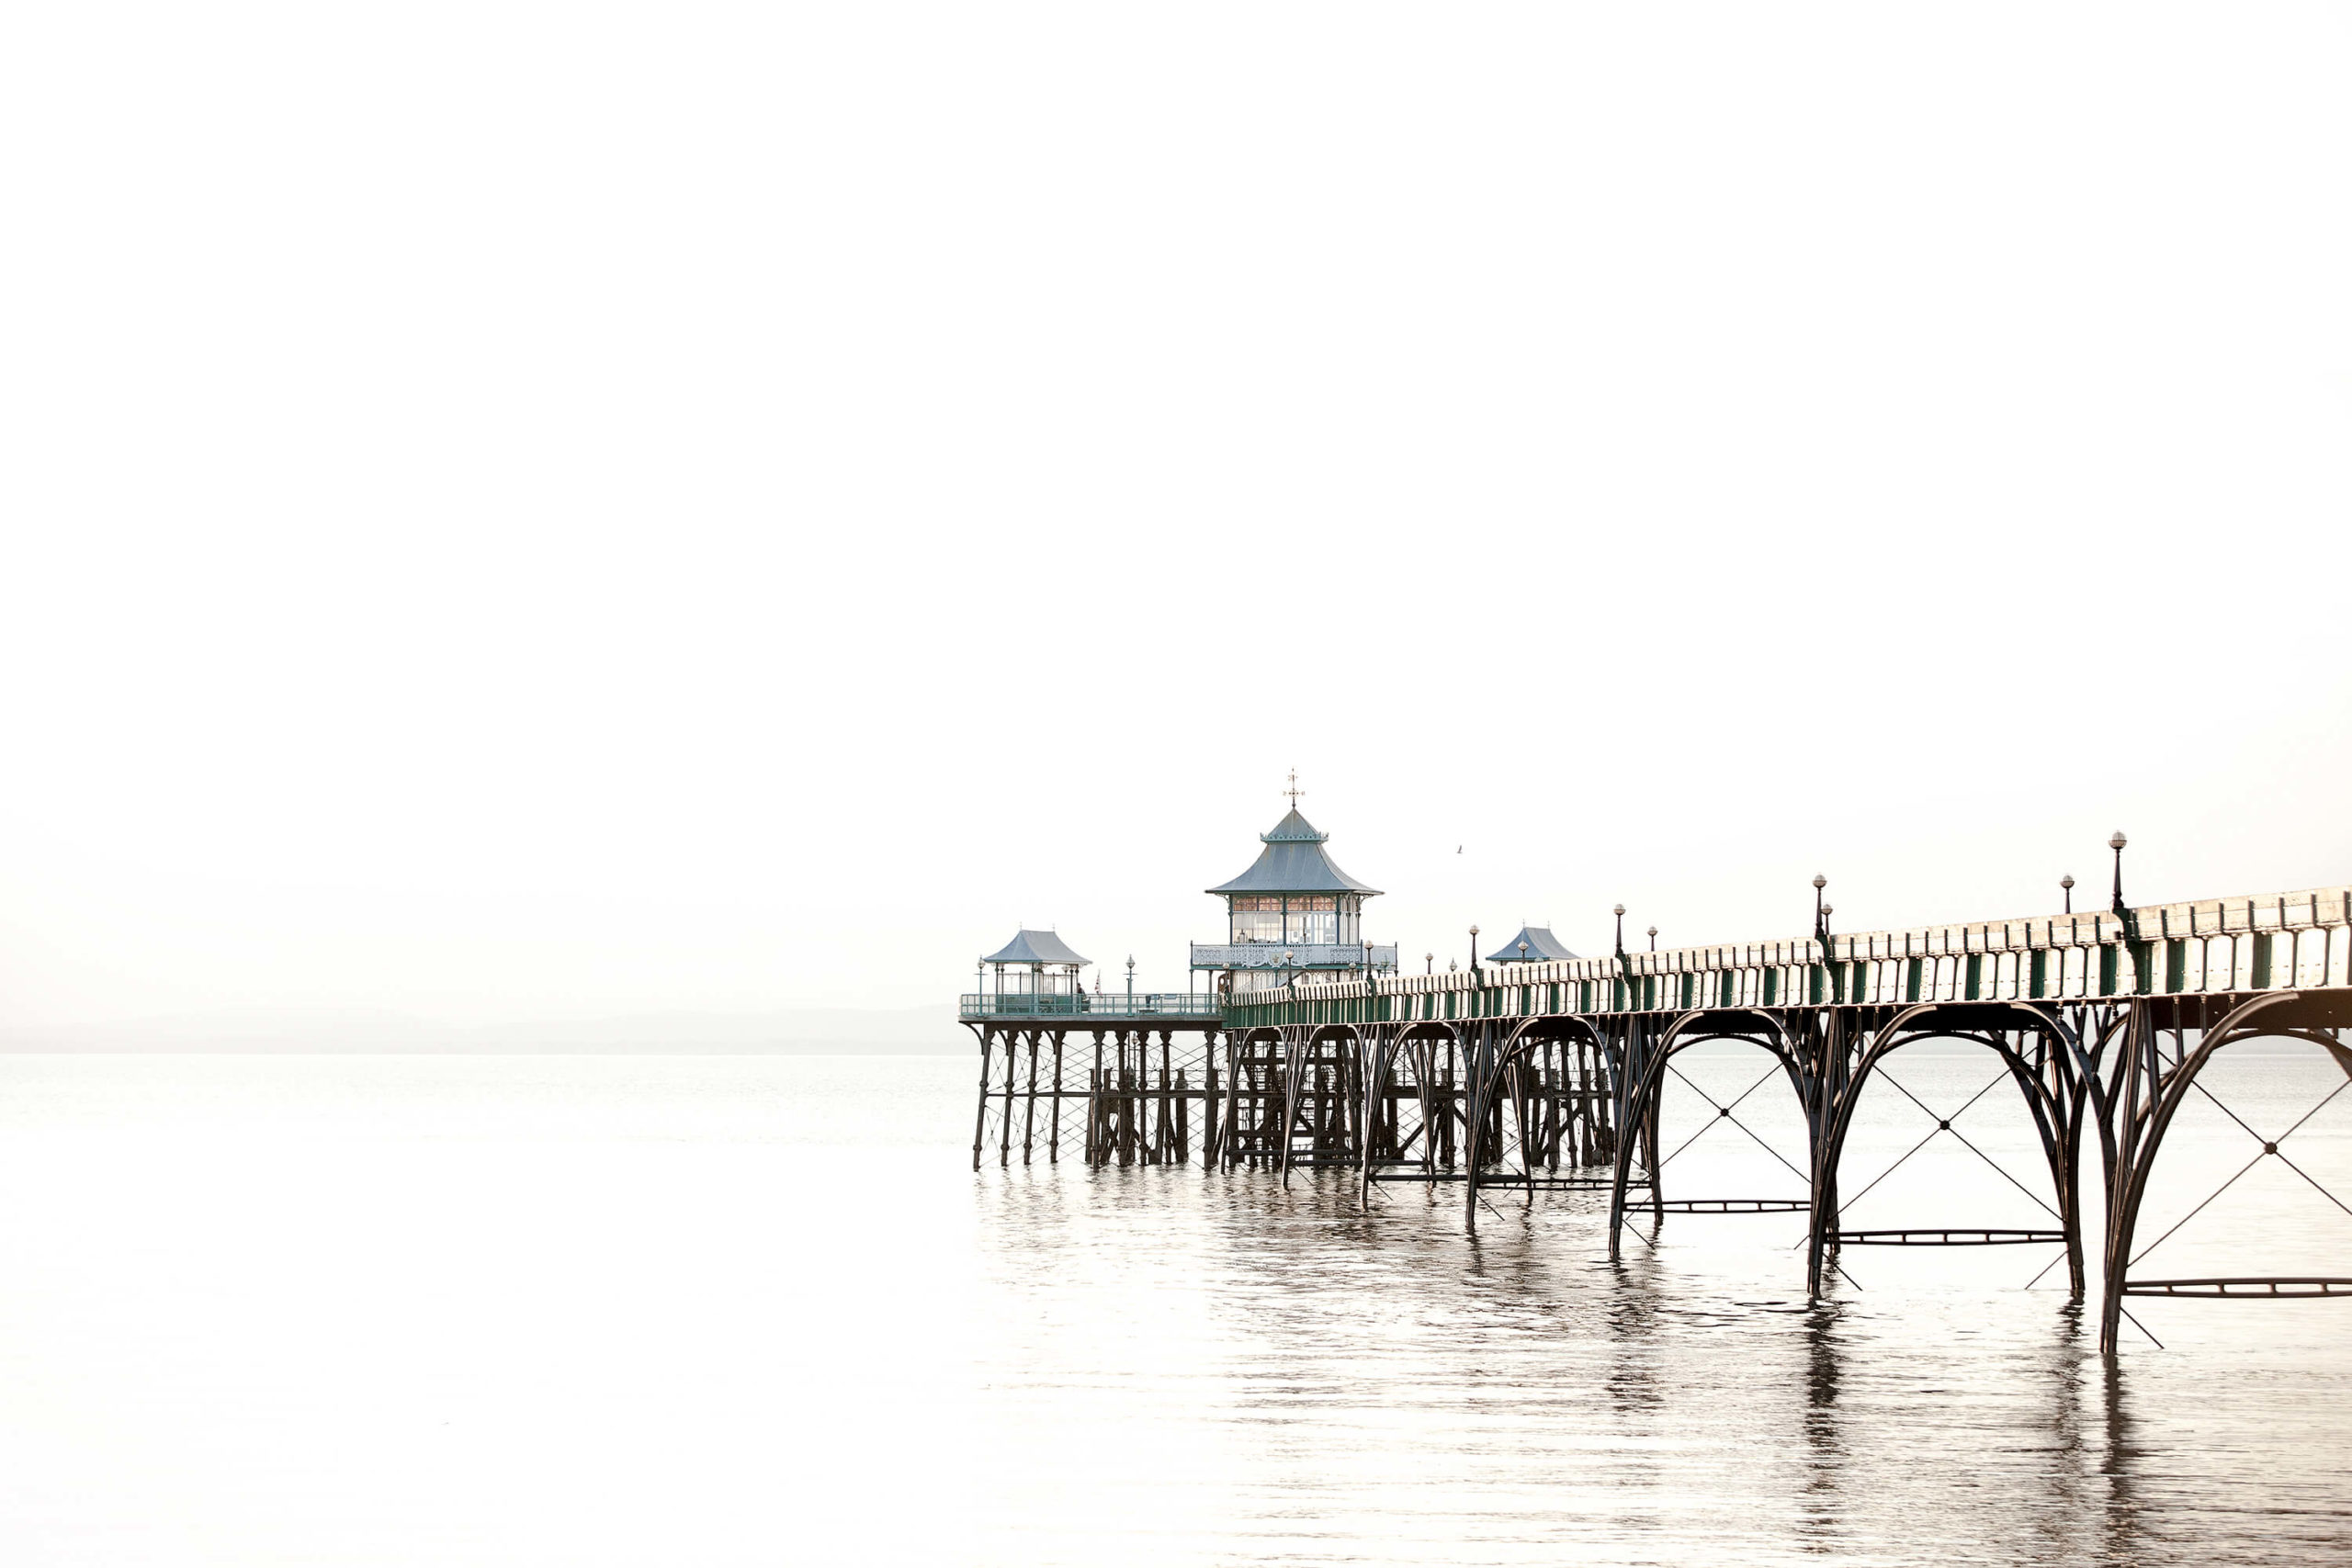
959, 992, 1223, 1021
1225, 886, 2352, 1026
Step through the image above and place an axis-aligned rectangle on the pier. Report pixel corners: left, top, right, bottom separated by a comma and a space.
967, 807, 2352, 1357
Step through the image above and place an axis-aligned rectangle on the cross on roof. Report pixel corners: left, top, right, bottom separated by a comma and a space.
1283, 769, 1305, 807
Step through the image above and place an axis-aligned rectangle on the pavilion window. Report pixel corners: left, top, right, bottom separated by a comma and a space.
1229, 896, 1283, 943
1285, 897, 1337, 946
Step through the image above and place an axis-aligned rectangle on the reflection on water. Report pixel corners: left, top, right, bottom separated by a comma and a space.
0, 1052, 2345, 1564
967, 1042, 2352, 1566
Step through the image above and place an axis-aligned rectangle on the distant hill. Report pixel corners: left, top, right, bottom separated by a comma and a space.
0, 1004, 964, 1055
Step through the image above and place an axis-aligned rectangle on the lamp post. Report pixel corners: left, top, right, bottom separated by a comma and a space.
2109, 831, 2129, 916
1612, 904, 1626, 964
1812, 874, 1827, 942
1283, 949, 1295, 988
2061, 874, 2075, 914
1647, 925, 1657, 953
1821, 904, 1834, 941
1518, 940, 1530, 963
1469, 924, 1480, 980
1425, 952, 1434, 975
1125, 955, 1135, 1010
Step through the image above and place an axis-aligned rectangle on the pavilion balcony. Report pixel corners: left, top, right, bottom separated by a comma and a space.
1189, 942, 1399, 972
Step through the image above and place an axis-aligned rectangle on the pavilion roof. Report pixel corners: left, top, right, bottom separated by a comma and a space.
1206, 809, 1382, 897
1484, 925, 1579, 964
982, 929, 1089, 966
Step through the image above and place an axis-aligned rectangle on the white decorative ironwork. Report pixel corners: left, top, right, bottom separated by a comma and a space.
1189, 942, 1399, 972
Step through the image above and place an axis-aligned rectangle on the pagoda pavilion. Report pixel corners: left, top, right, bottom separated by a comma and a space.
1483, 925, 1579, 964
1192, 806, 1399, 994
976, 928, 1089, 1009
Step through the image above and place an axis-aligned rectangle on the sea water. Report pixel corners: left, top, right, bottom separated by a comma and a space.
0, 1048, 2344, 1565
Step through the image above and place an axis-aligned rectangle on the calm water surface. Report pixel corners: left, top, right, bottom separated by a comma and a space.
0, 1050, 2345, 1565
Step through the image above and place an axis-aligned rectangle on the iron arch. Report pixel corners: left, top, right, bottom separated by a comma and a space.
1807, 1001, 2087, 1303
2100, 990, 2352, 1352
1278, 1023, 1369, 1185
1605, 1009, 1810, 1260
1457, 1015, 1625, 1229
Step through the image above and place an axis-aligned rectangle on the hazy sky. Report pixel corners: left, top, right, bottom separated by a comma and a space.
6, 5, 2349, 1027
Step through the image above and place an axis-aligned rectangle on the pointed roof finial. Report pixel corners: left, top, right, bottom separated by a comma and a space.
1283, 768, 1305, 807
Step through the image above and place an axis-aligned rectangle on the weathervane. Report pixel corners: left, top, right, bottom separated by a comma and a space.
1283, 768, 1305, 807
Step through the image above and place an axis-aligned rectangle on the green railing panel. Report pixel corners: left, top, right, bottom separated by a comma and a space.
1184, 885, 2347, 1032
960, 993, 1222, 1020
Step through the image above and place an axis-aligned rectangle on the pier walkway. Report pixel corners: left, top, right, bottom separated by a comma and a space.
967, 884, 2352, 1357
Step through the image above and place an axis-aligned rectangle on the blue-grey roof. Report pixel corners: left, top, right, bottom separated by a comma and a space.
1206, 810, 1382, 897
1484, 925, 1578, 964
1261, 807, 1325, 843
983, 930, 1089, 965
